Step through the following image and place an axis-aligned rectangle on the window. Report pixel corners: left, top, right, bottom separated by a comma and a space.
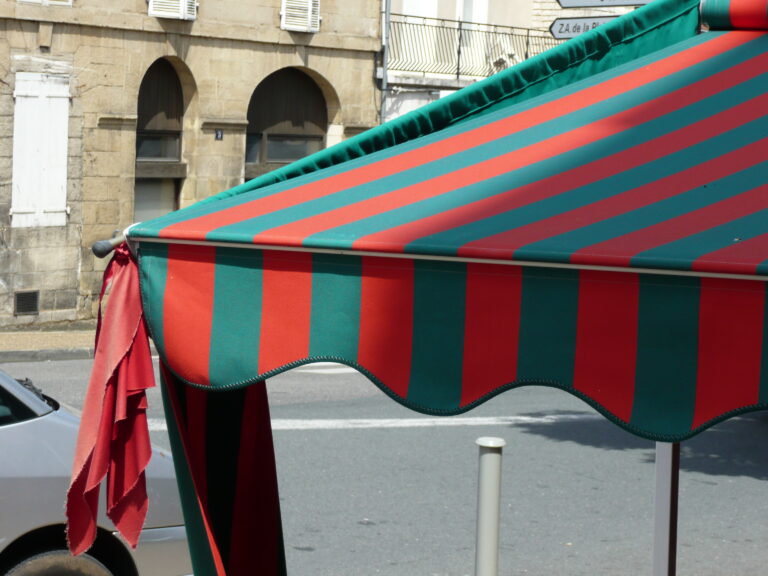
245, 69, 327, 177
11, 73, 70, 228
134, 179, 179, 222
280, 0, 320, 33
0, 385, 36, 427
135, 59, 184, 221
457, 0, 488, 23
148, 0, 197, 20
136, 59, 183, 162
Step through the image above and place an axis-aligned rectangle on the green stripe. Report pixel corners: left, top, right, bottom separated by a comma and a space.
138, 242, 169, 354
407, 260, 466, 411
309, 253, 363, 359
702, 0, 733, 29
209, 248, 263, 386
631, 275, 699, 437
761, 284, 768, 404
517, 267, 579, 387
160, 376, 220, 576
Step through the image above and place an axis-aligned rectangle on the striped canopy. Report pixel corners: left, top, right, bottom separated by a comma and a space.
116, 0, 768, 573
131, 20, 768, 443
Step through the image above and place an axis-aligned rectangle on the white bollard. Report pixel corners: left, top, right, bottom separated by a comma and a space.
475, 437, 506, 576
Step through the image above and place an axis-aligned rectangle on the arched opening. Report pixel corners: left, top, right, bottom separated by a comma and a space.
245, 68, 328, 179
134, 58, 185, 222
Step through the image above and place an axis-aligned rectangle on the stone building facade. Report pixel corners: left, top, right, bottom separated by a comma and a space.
0, 0, 381, 327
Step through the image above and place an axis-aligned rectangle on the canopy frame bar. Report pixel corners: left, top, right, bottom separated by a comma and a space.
132, 237, 768, 283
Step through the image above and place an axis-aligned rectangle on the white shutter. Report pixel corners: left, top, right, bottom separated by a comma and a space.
11, 73, 70, 228
281, 0, 320, 33
149, 0, 197, 20
184, 0, 197, 20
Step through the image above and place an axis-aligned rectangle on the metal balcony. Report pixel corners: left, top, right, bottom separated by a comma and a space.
387, 13, 562, 80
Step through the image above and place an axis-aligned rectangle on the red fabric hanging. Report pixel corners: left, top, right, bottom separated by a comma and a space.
67, 243, 155, 554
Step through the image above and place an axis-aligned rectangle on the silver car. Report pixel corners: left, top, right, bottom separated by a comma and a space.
0, 368, 192, 576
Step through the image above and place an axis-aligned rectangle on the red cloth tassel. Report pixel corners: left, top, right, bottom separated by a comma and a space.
67, 243, 155, 554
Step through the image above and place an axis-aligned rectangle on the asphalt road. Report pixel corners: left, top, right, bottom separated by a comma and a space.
3, 358, 768, 575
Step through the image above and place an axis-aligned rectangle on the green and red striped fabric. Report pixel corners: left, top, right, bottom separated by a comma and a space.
140, 243, 768, 441
133, 31, 768, 278
132, 27, 768, 442
703, 0, 768, 30
116, 3, 768, 573
161, 367, 285, 576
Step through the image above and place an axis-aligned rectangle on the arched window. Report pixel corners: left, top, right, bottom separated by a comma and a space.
136, 59, 183, 161
245, 68, 327, 177
135, 59, 184, 221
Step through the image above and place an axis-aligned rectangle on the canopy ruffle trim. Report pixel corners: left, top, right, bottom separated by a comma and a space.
138, 244, 768, 444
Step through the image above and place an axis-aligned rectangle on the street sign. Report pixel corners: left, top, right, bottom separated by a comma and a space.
557, 0, 651, 6
549, 16, 617, 39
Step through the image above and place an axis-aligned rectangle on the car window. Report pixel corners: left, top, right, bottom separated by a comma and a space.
0, 385, 36, 426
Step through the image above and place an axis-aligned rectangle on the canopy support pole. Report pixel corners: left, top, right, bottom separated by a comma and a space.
653, 442, 680, 576
474, 437, 506, 576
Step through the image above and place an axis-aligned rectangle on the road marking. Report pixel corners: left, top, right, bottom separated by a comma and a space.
294, 362, 357, 375
147, 413, 600, 432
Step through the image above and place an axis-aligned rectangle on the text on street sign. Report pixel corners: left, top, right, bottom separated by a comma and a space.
549, 16, 617, 39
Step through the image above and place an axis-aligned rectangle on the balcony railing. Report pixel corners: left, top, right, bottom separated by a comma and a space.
387, 13, 562, 79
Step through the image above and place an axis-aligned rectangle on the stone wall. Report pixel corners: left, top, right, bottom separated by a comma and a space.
0, 0, 381, 327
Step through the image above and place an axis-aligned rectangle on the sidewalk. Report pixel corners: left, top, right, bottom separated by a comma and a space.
0, 325, 96, 363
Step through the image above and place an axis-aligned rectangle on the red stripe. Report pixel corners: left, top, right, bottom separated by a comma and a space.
157, 33, 755, 242
357, 257, 414, 399
693, 230, 768, 275
730, 0, 768, 29
162, 366, 227, 576
692, 278, 765, 429
163, 244, 216, 386
571, 167, 768, 268
460, 264, 521, 407
353, 44, 768, 255
258, 250, 313, 374
228, 383, 282, 575
573, 270, 639, 423
462, 97, 768, 259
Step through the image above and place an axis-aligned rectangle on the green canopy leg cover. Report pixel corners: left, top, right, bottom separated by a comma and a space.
161, 365, 286, 576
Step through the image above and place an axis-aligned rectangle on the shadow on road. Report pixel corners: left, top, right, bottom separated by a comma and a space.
512, 409, 768, 480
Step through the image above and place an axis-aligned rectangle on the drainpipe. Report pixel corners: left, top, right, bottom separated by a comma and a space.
380, 0, 391, 124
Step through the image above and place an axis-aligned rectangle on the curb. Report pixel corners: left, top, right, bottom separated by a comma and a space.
0, 348, 95, 364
